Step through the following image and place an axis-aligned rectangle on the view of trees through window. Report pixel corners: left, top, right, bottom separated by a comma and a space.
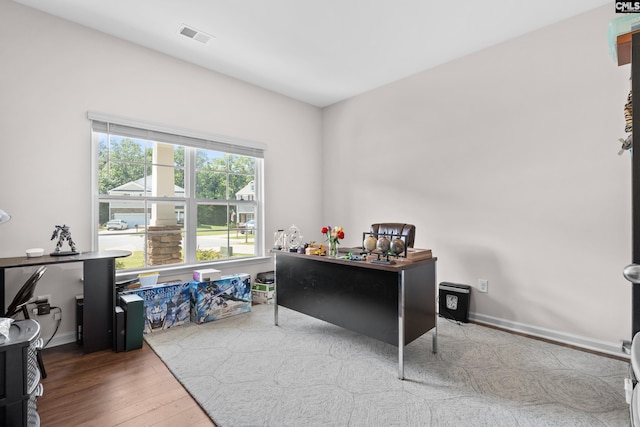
95, 132, 259, 271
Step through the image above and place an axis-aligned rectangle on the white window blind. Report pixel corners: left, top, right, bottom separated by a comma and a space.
88, 112, 265, 158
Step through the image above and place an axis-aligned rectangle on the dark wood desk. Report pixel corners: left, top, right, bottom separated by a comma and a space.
0, 250, 131, 353
273, 251, 437, 379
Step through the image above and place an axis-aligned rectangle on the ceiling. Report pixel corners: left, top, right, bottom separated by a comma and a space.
13, 0, 610, 107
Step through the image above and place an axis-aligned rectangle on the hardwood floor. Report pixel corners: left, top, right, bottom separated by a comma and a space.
38, 342, 215, 427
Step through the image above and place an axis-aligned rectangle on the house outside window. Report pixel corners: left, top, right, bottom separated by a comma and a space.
89, 113, 265, 271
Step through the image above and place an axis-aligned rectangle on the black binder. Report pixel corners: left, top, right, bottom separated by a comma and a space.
114, 306, 125, 352
119, 294, 144, 351
75, 295, 83, 346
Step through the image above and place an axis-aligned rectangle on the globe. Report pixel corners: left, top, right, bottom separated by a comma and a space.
390, 238, 405, 255
363, 236, 377, 252
376, 236, 390, 253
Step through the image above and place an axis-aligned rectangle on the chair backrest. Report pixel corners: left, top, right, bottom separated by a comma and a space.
5, 266, 46, 319
370, 223, 416, 248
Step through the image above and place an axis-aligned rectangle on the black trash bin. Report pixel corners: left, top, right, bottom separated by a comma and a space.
439, 282, 470, 323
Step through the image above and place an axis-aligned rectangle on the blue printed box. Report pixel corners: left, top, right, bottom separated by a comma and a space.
190, 273, 252, 324
121, 282, 191, 333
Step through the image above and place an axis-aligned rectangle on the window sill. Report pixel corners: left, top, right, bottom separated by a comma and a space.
116, 255, 273, 282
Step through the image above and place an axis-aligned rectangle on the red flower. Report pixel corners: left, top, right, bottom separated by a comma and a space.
321, 226, 344, 243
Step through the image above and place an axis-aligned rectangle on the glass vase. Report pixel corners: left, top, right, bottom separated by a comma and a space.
329, 240, 338, 257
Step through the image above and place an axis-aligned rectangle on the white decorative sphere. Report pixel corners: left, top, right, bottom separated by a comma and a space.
363, 236, 377, 252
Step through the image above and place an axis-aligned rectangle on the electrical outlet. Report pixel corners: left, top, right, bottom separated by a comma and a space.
478, 279, 488, 293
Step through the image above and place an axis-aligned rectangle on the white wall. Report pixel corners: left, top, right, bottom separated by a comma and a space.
0, 1, 631, 355
0, 0, 323, 344
323, 6, 631, 354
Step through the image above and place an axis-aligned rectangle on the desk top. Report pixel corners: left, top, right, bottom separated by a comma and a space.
272, 249, 436, 272
0, 250, 131, 269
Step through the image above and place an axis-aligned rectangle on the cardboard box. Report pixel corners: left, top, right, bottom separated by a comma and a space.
120, 282, 191, 333
391, 248, 433, 263
190, 274, 251, 324
405, 248, 432, 261
193, 268, 222, 282
251, 282, 275, 304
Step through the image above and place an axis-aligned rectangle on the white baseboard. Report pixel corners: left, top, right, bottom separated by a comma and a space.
45, 313, 629, 359
43, 331, 77, 349
469, 311, 629, 359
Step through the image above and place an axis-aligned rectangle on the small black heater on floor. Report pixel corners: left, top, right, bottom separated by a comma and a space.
439, 282, 470, 323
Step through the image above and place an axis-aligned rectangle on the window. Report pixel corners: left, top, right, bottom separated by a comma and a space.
89, 113, 265, 271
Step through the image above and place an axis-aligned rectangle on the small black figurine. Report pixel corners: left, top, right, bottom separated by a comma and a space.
50, 224, 78, 256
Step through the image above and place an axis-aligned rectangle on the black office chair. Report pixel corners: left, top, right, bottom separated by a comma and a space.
370, 223, 416, 248
4, 266, 48, 378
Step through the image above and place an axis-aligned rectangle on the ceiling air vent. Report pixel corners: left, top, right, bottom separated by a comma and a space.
178, 24, 213, 44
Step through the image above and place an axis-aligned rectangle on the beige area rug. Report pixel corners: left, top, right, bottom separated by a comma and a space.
144, 304, 630, 427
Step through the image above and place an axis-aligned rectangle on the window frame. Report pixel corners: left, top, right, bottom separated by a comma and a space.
89, 112, 266, 275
